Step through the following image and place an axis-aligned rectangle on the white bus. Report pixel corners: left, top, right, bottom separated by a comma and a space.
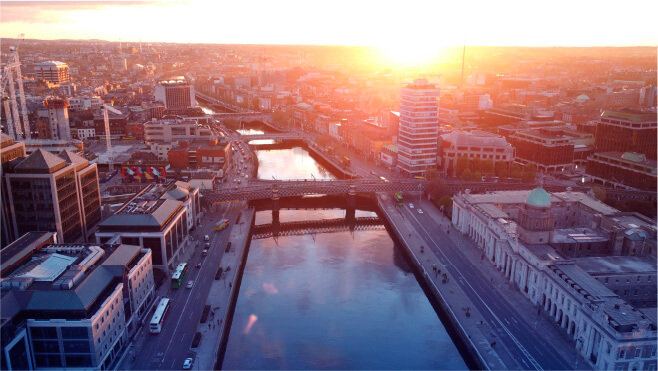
149, 298, 171, 334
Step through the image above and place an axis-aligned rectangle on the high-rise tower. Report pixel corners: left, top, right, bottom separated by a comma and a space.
396, 79, 440, 176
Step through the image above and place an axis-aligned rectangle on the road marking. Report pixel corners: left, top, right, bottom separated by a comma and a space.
405, 207, 543, 370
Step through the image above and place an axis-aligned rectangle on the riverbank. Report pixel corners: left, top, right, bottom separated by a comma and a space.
192, 206, 255, 370
377, 193, 509, 370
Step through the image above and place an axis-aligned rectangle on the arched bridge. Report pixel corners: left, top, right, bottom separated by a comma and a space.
252, 216, 384, 239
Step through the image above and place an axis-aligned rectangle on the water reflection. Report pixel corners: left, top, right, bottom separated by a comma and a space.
257, 147, 336, 180
222, 209, 466, 370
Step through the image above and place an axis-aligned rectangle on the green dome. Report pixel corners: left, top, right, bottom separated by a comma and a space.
526, 188, 551, 207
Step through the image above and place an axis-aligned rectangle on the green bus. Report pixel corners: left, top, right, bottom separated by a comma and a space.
394, 192, 404, 205
171, 263, 188, 289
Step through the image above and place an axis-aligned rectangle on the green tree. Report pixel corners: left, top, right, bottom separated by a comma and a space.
523, 163, 538, 183
495, 161, 508, 176
428, 179, 450, 200
272, 109, 290, 128
460, 168, 472, 181
425, 167, 439, 181
437, 195, 453, 212
471, 170, 483, 182
456, 156, 469, 177
510, 163, 523, 179
251, 97, 260, 111
481, 159, 495, 175
470, 158, 483, 173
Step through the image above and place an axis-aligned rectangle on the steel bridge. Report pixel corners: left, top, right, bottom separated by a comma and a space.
252, 216, 384, 239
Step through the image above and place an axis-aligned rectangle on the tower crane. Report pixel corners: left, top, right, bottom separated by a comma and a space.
103, 104, 122, 172
0, 34, 29, 140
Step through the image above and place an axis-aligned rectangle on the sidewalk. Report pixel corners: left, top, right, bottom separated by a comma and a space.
378, 194, 509, 370
194, 206, 255, 370
419, 197, 591, 370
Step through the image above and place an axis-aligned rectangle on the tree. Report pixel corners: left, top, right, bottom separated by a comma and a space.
455, 156, 469, 177
460, 168, 472, 181
222, 118, 241, 131
523, 163, 538, 183
592, 187, 607, 202
481, 159, 495, 175
428, 179, 450, 200
272, 109, 290, 128
495, 161, 508, 176
437, 196, 453, 211
471, 170, 483, 182
425, 167, 439, 181
470, 158, 483, 173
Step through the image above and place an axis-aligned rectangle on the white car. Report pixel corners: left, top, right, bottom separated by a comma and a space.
186, 280, 194, 289
417, 209, 424, 214
408, 203, 414, 209
183, 358, 193, 369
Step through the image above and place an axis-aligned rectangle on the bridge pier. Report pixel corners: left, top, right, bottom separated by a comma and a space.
346, 186, 356, 222
272, 189, 280, 227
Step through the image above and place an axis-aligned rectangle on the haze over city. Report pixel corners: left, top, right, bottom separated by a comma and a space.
0, 1, 656, 371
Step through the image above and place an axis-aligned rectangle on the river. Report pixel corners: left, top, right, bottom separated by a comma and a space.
221, 132, 466, 370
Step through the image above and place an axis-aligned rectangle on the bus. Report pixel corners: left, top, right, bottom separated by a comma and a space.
394, 192, 404, 205
171, 263, 188, 289
215, 219, 229, 231
149, 298, 171, 334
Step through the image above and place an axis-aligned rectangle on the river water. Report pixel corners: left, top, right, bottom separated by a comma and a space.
221, 139, 466, 369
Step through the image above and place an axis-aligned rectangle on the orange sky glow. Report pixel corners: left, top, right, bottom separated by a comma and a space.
2, 0, 657, 52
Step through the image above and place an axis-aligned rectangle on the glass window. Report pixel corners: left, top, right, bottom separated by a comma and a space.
34, 354, 62, 368
61, 327, 89, 339
30, 327, 58, 339
63, 340, 90, 353
32, 340, 60, 353
65, 355, 92, 367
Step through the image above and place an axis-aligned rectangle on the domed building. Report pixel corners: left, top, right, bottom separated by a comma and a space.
517, 187, 555, 244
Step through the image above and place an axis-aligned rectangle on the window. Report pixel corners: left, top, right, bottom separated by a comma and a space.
618, 348, 626, 359
61, 327, 88, 340
634, 348, 641, 358
63, 340, 90, 353
30, 327, 58, 339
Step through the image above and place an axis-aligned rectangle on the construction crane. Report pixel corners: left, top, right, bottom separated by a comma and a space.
0, 34, 29, 140
103, 104, 122, 172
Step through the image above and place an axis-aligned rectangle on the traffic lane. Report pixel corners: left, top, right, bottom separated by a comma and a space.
385, 204, 523, 369
400, 207, 532, 369
162, 203, 236, 369
404, 208, 571, 370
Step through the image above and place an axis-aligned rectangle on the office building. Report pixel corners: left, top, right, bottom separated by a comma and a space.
586, 152, 657, 191
154, 81, 195, 109
1, 134, 27, 247
34, 61, 70, 84
1, 239, 154, 370
2, 149, 101, 244
397, 79, 440, 176
37, 98, 71, 141
595, 110, 657, 159
452, 188, 657, 370
95, 181, 199, 274
508, 128, 575, 172
143, 117, 214, 144
438, 131, 514, 176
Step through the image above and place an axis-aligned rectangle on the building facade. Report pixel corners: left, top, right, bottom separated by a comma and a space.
38, 99, 71, 141
1, 134, 27, 247
396, 79, 440, 176
2, 149, 101, 243
452, 188, 657, 370
586, 152, 657, 191
154, 81, 195, 109
508, 128, 574, 172
34, 61, 70, 85
594, 110, 657, 159
439, 130, 514, 177
143, 118, 214, 144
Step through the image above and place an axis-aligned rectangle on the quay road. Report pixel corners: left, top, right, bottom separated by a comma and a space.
397, 198, 574, 370
126, 202, 240, 370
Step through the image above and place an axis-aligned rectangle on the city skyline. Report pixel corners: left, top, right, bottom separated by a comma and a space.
2, 1, 657, 57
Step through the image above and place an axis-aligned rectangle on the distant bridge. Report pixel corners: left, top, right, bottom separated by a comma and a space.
242, 133, 303, 141
252, 217, 384, 239
195, 91, 254, 113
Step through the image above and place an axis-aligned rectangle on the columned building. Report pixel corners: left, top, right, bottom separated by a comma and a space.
452, 188, 657, 370
396, 79, 440, 176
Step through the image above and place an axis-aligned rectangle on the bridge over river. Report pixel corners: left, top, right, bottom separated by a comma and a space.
252, 216, 384, 239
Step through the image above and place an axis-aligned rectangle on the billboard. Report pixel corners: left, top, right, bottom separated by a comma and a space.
121, 166, 167, 184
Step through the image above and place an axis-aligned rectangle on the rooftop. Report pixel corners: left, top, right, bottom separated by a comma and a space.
551, 227, 609, 245
601, 109, 657, 123
575, 255, 657, 275
14, 148, 66, 174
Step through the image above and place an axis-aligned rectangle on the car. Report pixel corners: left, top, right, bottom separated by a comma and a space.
204, 235, 209, 241
186, 280, 194, 289
417, 209, 424, 214
408, 203, 414, 208
370, 171, 376, 175
195, 263, 202, 268
183, 358, 193, 369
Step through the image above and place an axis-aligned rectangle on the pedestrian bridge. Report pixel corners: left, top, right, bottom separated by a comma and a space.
252, 216, 384, 239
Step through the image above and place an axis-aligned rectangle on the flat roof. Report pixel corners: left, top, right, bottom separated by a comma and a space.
551, 263, 617, 300
1, 232, 55, 274
576, 256, 657, 275
17, 253, 77, 282
551, 228, 609, 245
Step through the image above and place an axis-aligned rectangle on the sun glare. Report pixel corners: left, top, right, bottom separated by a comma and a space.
377, 42, 444, 66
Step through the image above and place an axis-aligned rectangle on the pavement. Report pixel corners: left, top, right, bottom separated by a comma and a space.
382, 192, 591, 370
194, 206, 254, 370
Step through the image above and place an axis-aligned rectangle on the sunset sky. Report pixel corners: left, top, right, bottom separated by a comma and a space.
2, 0, 657, 47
